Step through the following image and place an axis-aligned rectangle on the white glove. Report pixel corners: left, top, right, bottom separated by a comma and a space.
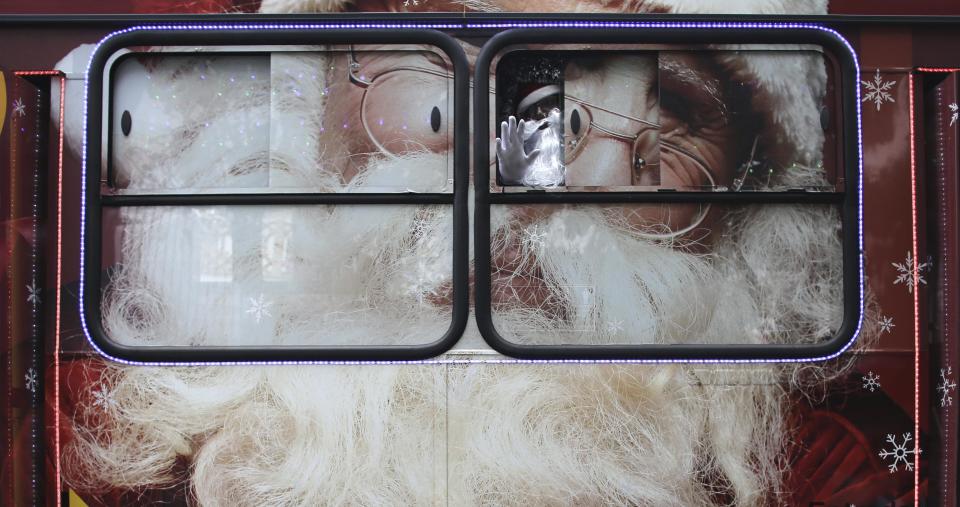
496, 115, 541, 185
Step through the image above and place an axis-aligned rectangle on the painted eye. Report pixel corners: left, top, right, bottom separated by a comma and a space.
121, 110, 132, 137
570, 108, 581, 135
430, 106, 441, 133
362, 70, 450, 155
562, 102, 588, 153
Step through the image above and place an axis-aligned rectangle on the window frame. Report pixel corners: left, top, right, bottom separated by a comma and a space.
473, 26, 863, 361
82, 27, 471, 363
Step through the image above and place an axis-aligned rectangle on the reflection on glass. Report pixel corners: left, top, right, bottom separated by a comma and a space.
108, 47, 455, 194
262, 209, 294, 282
197, 209, 234, 283
101, 205, 454, 348
493, 49, 839, 193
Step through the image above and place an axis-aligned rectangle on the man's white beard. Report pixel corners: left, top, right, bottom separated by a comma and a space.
68, 362, 787, 506
102, 155, 457, 348
65, 51, 844, 506
102, 149, 841, 350
490, 166, 843, 347
69, 149, 843, 506
491, 205, 763, 346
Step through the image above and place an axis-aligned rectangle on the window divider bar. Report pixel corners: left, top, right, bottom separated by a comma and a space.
101, 192, 456, 207
487, 191, 845, 205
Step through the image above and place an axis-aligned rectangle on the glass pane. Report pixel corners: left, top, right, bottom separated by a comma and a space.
100, 205, 454, 347
490, 46, 842, 193
105, 45, 455, 194
488, 203, 843, 345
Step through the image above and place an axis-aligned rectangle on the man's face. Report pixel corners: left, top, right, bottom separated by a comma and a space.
315, 48, 744, 241
65, 32, 844, 506
321, 46, 753, 234
556, 52, 750, 234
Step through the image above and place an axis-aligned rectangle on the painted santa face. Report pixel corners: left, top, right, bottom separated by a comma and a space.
497, 51, 753, 246
61, 29, 844, 506
324, 47, 750, 191
319, 47, 755, 246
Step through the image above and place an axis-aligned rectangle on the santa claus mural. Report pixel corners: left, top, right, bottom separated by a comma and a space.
43, 0, 908, 505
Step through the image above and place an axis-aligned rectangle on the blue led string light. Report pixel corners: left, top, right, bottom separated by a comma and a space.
80, 21, 864, 366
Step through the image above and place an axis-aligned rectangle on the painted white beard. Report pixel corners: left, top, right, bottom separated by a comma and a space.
68, 362, 788, 506
489, 167, 842, 347
491, 206, 763, 346
68, 151, 841, 506
103, 154, 456, 348
65, 50, 844, 506
101, 152, 841, 349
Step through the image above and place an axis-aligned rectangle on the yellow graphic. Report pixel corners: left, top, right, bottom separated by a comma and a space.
0, 70, 6, 136
68, 489, 90, 506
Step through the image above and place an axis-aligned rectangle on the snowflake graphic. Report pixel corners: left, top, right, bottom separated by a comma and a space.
24, 368, 38, 393
605, 319, 624, 333
892, 251, 929, 293
245, 294, 273, 323
12, 97, 27, 117
938, 367, 957, 407
950, 102, 959, 127
403, 0, 420, 5
522, 227, 547, 251
878, 315, 895, 334
861, 69, 896, 112
91, 384, 118, 411
862, 371, 881, 392
26, 280, 41, 305
878, 433, 921, 473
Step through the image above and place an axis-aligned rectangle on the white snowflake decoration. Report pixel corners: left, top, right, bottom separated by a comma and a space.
91, 384, 118, 411
878, 433, 921, 473
12, 97, 27, 117
403, 0, 420, 5
878, 315, 895, 334
605, 319, 624, 333
862, 69, 896, 112
522, 227, 547, 251
892, 251, 929, 293
862, 371, 881, 392
938, 367, 957, 407
26, 280, 41, 305
24, 367, 38, 393
246, 294, 273, 323
949, 102, 958, 127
